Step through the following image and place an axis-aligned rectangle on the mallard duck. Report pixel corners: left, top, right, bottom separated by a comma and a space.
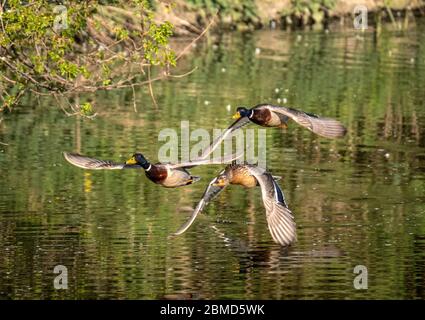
231, 104, 347, 138
195, 104, 347, 160
228, 104, 347, 138
63, 151, 240, 188
173, 163, 296, 246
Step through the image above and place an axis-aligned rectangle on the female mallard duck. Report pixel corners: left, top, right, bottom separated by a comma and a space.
63, 152, 239, 188
173, 163, 296, 246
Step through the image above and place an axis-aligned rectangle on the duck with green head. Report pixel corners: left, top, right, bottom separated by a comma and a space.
231, 104, 347, 138
63, 150, 240, 188
196, 103, 347, 160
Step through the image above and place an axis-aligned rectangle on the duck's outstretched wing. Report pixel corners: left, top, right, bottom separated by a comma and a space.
170, 149, 244, 169
197, 116, 251, 160
266, 105, 347, 138
170, 116, 249, 170
173, 172, 227, 236
63, 152, 142, 170
247, 166, 296, 246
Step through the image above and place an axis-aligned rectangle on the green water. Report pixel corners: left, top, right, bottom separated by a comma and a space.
1, 26, 425, 300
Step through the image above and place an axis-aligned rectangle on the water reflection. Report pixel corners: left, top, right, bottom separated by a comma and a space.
1, 24, 425, 299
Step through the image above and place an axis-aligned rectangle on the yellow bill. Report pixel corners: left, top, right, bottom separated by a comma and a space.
125, 157, 137, 165
232, 111, 241, 119
212, 178, 227, 187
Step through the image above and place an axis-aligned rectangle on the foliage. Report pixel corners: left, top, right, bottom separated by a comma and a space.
282, 0, 336, 26
0, 0, 176, 112
187, 0, 260, 26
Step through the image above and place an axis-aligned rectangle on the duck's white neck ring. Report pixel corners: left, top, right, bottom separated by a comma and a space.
248, 110, 254, 119
145, 164, 152, 171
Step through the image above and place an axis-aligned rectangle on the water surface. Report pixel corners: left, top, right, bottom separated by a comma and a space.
1, 25, 425, 299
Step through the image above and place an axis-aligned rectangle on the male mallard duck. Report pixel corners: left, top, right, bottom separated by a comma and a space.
63, 151, 240, 188
173, 163, 296, 246
232, 104, 347, 138
231, 104, 347, 138
196, 104, 347, 159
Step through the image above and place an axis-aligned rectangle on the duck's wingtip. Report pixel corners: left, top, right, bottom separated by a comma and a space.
63, 151, 77, 158
316, 120, 348, 139
63, 151, 71, 160
192, 176, 201, 183
267, 204, 297, 247
172, 224, 191, 237
63, 151, 78, 163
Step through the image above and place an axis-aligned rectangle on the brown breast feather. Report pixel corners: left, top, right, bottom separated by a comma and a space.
251, 108, 273, 126
229, 166, 258, 188
146, 165, 168, 184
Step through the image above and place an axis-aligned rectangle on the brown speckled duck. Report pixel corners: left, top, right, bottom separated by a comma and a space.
173, 163, 296, 246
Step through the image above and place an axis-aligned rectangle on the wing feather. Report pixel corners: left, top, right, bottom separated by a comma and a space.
267, 105, 347, 138
197, 116, 251, 160
169, 150, 243, 169
246, 166, 296, 246
173, 173, 227, 236
63, 152, 141, 170
171, 117, 249, 170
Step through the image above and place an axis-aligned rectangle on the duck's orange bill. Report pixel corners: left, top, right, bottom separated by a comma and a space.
212, 180, 227, 187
